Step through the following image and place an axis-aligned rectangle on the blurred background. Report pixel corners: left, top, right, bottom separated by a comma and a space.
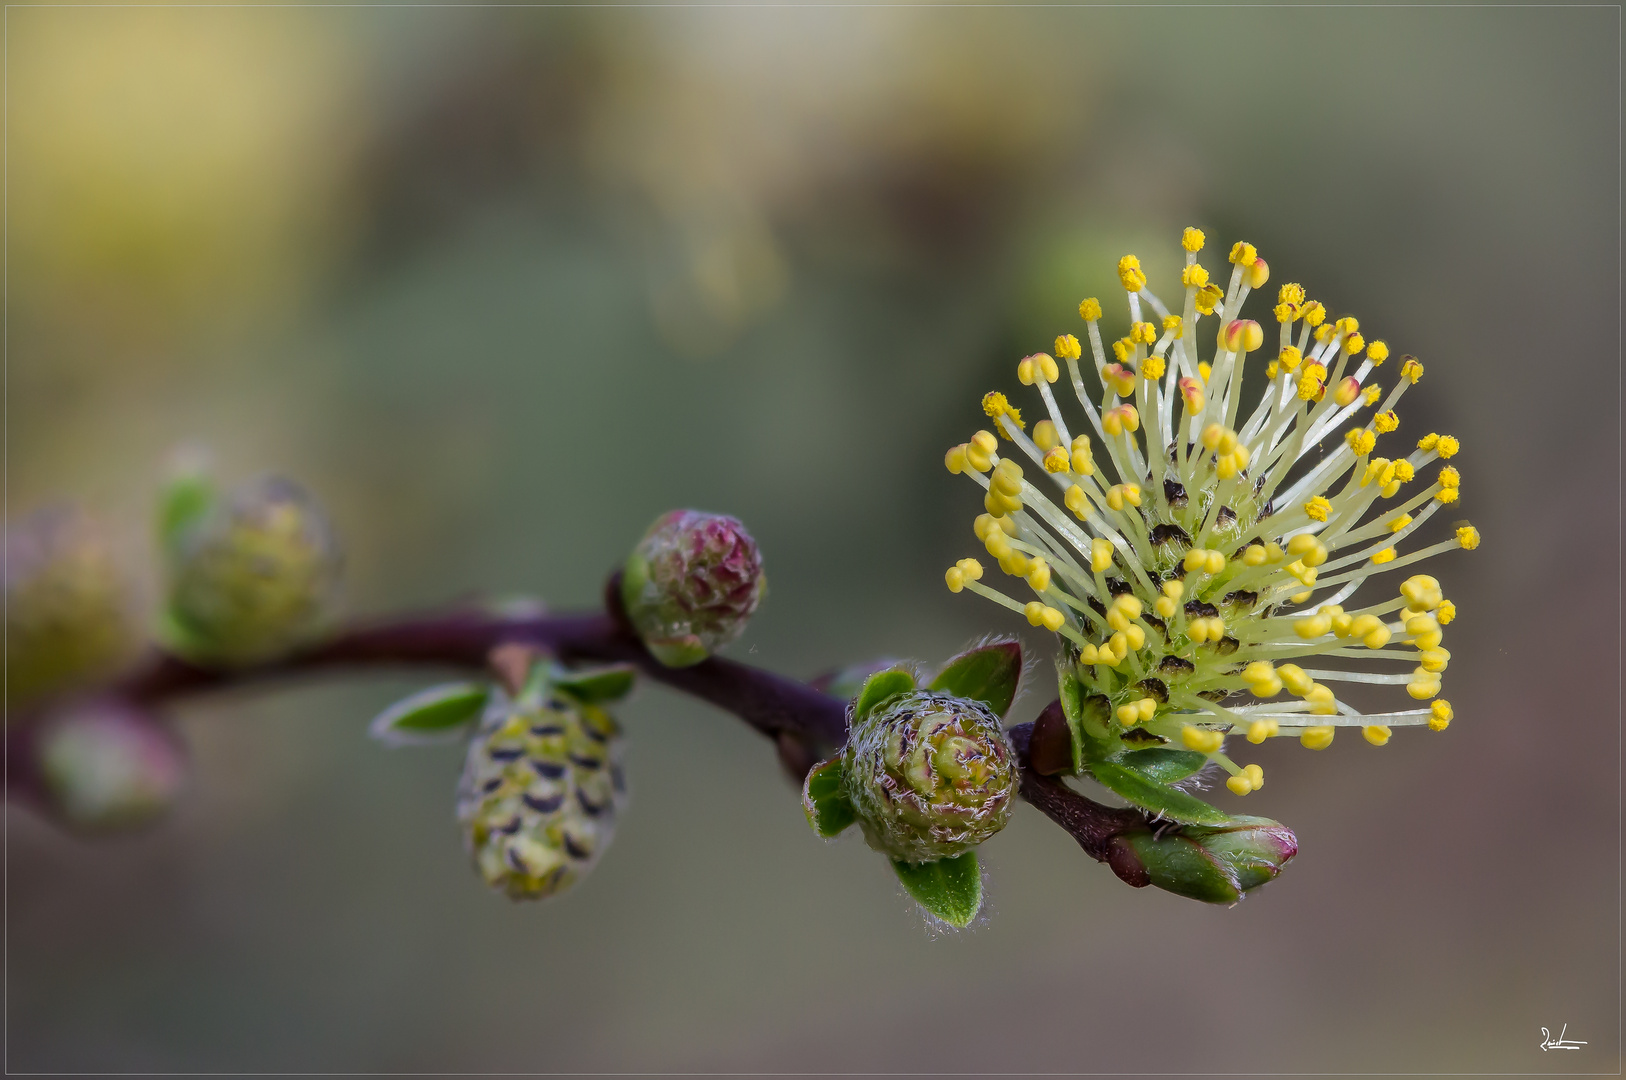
6, 5, 1619, 1074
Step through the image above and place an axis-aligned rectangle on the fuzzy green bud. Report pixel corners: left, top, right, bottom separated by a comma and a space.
35, 701, 187, 830
1107, 815, 1298, 903
620, 509, 765, 667
4, 506, 139, 708
164, 476, 340, 665
844, 689, 1017, 863
457, 680, 627, 900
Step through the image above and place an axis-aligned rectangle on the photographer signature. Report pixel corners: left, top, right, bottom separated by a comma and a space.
1540, 1024, 1586, 1051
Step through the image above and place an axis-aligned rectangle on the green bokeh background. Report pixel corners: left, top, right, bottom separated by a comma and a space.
7, 6, 1619, 1074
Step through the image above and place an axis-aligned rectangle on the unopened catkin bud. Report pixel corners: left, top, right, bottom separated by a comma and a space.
34, 700, 187, 831
620, 510, 766, 667
844, 690, 1017, 864
1108, 815, 1298, 903
5, 506, 139, 707
164, 477, 341, 665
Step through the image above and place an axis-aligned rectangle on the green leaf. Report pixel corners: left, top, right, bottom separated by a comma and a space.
1118, 748, 1209, 784
801, 756, 856, 837
929, 640, 1021, 717
157, 469, 216, 560
554, 664, 638, 704
1086, 761, 1228, 825
852, 668, 916, 722
369, 682, 490, 746
891, 852, 982, 927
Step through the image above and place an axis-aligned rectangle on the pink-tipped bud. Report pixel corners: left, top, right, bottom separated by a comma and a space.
1219, 319, 1264, 353
1178, 377, 1205, 413
1335, 376, 1362, 407
620, 510, 766, 667
33, 700, 187, 831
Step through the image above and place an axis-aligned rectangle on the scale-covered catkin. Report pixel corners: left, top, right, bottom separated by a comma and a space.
844, 689, 1017, 864
456, 680, 628, 900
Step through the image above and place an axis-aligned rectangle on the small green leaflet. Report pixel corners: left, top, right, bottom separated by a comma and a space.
1086, 761, 1228, 825
891, 852, 982, 927
801, 756, 856, 837
852, 668, 916, 723
554, 664, 638, 704
369, 682, 490, 746
1117, 747, 1209, 784
928, 641, 1021, 718
157, 470, 216, 560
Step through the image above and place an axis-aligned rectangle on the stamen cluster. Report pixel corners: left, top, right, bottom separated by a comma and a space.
944, 229, 1476, 794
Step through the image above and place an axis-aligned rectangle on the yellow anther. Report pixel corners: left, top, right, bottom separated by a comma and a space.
1277, 664, 1312, 695
1064, 484, 1091, 519
983, 531, 1012, 560
1399, 574, 1440, 611
1079, 644, 1100, 663
1042, 446, 1070, 473
1195, 284, 1223, 315
1265, 361, 1280, 379
1130, 321, 1158, 345
1181, 725, 1224, 754
1436, 486, 1460, 505
1100, 362, 1136, 396
1244, 763, 1264, 788
982, 392, 1024, 435
956, 558, 984, 581
1248, 675, 1282, 698
1102, 404, 1140, 436
1032, 419, 1059, 452
1181, 227, 1205, 252
1108, 631, 1129, 659
1371, 547, 1397, 564
1419, 647, 1450, 673
1106, 607, 1130, 632
1345, 428, 1377, 455
1393, 460, 1415, 483
1200, 423, 1224, 451
1335, 316, 1359, 335
1247, 718, 1278, 744
1456, 525, 1480, 550
971, 430, 998, 455
1406, 669, 1441, 700
1039, 606, 1065, 632
1111, 339, 1130, 364
1334, 376, 1361, 407
1000, 551, 1031, 577
1026, 558, 1051, 593
1161, 580, 1184, 600
1180, 263, 1210, 289
1302, 301, 1326, 327
1182, 548, 1207, 573
1204, 549, 1225, 575
1024, 601, 1047, 626
1272, 303, 1296, 325
1105, 483, 1142, 511
1367, 340, 1390, 364
1278, 282, 1305, 308
1243, 660, 1275, 683
1294, 613, 1332, 639
991, 471, 1022, 498
964, 444, 992, 473
1154, 595, 1177, 618
973, 514, 1013, 541
1406, 614, 1442, 650
1417, 433, 1439, 452
1438, 466, 1460, 490
1017, 357, 1035, 385
1314, 323, 1337, 344
1113, 595, 1143, 620
1363, 725, 1391, 746
1079, 297, 1102, 321
1401, 356, 1424, 383
1436, 435, 1460, 459
1118, 254, 1146, 292
1300, 725, 1335, 750
1228, 241, 1257, 267
1429, 700, 1453, 731
1117, 703, 1141, 726
1347, 614, 1382, 640
1218, 319, 1264, 353
1363, 385, 1383, 406
1244, 257, 1270, 289
1373, 410, 1399, 434
1090, 538, 1113, 573
1055, 334, 1083, 362
1287, 534, 1318, 557
1436, 600, 1456, 625
1226, 774, 1253, 796
1137, 696, 1157, 722
1198, 361, 1212, 382
1304, 496, 1332, 522
945, 444, 969, 474
985, 488, 1021, 516
1362, 623, 1391, 649
1304, 683, 1337, 714
1124, 624, 1146, 650
1278, 345, 1303, 372
1141, 355, 1166, 380
1344, 332, 1366, 357
1242, 544, 1268, 567
1330, 611, 1354, 637
1297, 370, 1325, 401
945, 566, 966, 592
